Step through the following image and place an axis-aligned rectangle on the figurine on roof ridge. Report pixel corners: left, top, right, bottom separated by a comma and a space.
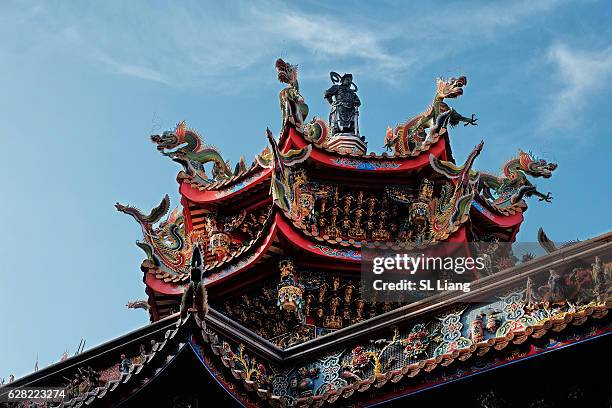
324, 72, 367, 155
430, 140, 484, 199
325, 72, 361, 138
116, 195, 193, 274
477, 150, 557, 210
276, 58, 309, 131
257, 128, 311, 214
151, 121, 245, 183
419, 141, 483, 242
385, 76, 477, 155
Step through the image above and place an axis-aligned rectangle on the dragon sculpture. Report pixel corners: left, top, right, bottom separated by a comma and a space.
428, 141, 483, 238
387, 142, 483, 245
477, 150, 557, 210
430, 140, 484, 199
384, 76, 478, 154
126, 300, 150, 311
115, 195, 193, 274
257, 128, 312, 214
537, 227, 579, 254
151, 121, 246, 184
276, 58, 309, 131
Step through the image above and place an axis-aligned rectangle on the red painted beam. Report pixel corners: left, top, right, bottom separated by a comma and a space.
288, 127, 449, 174
179, 168, 272, 204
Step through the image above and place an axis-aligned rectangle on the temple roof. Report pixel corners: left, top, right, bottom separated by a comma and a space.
95, 60, 572, 401
3, 232, 611, 407
110, 63, 561, 335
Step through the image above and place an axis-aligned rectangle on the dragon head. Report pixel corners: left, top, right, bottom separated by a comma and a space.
436, 76, 467, 99
151, 131, 179, 151
150, 121, 187, 152
114, 202, 129, 213
275, 58, 298, 87
518, 150, 557, 178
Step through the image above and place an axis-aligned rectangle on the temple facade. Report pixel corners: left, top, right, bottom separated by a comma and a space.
1, 59, 611, 408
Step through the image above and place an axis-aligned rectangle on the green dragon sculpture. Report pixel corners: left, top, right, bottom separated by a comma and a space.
276, 58, 309, 131
151, 121, 246, 184
385, 76, 478, 154
429, 140, 484, 229
387, 141, 483, 245
256, 128, 312, 214
115, 195, 193, 274
478, 150, 557, 210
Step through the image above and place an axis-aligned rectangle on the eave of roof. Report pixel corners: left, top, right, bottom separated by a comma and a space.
5, 231, 611, 407
153, 230, 612, 366
178, 122, 455, 201
52, 301, 611, 407
0, 314, 179, 392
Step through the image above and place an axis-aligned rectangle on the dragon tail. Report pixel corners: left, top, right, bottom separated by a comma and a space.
147, 194, 171, 223
451, 193, 474, 225
429, 154, 463, 178
537, 227, 558, 254
115, 195, 170, 225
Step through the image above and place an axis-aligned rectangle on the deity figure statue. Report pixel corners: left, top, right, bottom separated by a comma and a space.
324, 72, 361, 137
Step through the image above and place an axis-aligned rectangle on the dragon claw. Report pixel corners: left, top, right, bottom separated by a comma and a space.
539, 192, 553, 202
464, 114, 478, 126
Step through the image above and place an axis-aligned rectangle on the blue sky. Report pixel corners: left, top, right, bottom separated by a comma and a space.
1, 0, 611, 378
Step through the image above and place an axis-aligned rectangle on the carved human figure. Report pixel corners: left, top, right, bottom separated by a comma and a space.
329, 296, 341, 316
327, 205, 341, 238
324, 72, 361, 136
592, 256, 608, 301
317, 198, 328, 229
332, 276, 341, 292
120, 354, 131, 374
318, 282, 329, 303
350, 202, 366, 239
304, 293, 315, 317
354, 299, 365, 322
344, 283, 355, 304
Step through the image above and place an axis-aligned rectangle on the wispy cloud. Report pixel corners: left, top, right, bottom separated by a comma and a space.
252, 8, 402, 69
540, 43, 612, 131
96, 53, 169, 85
0, 0, 578, 90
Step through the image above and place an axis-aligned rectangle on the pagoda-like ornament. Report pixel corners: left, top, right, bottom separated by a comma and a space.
324, 72, 367, 155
